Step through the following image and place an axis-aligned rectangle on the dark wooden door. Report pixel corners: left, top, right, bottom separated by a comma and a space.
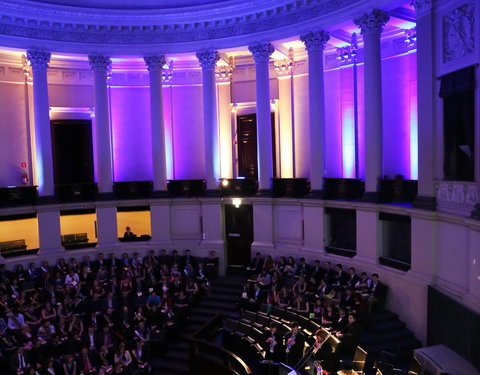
225, 204, 253, 267
51, 120, 94, 184
237, 113, 276, 179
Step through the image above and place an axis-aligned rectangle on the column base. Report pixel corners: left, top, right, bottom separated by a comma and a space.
37, 195, 58, 205
359, 191, 380, 203
257, 189, 273, 197
203, 189, 221, 198
151, 190, 170, 198
307, 189, 324, 199
96, 192, 116, 201
412, 195, 437, 211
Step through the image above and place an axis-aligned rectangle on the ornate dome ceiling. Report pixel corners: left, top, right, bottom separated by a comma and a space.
0, 0, 409, 54
28, 0, 232, 10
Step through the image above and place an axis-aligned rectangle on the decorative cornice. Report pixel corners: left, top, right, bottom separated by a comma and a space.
26, 49, 51, 69
300, 30, 330, 52
0, 0, 377, 53
144, 55, 167, 72
196, 50, 219, 70
248, 42, 274, 63
354, 9, 390, 35
88, 55, 111, 73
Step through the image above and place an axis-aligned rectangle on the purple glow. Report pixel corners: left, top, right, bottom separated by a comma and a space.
356, 64, 365, 179
340, 67, 356, 178
324, 69, 344, 178
170, 86, 205, 179
382, 52, 417, 179
162, 85, 175, 180
110, 87, 153, 181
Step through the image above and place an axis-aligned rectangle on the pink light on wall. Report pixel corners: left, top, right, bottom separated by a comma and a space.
340, 66, 356, 178
110, 87, 153, 182
381, 51, 418, 180
409, 52, 418, 180
162, 85, 175, 180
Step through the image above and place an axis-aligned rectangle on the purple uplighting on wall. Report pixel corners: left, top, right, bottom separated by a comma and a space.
110, 87, 153, 182
382, 52, 417, 180
170, 85, 205, 179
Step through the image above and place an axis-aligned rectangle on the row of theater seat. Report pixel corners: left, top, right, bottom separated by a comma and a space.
223, 305, 341, 360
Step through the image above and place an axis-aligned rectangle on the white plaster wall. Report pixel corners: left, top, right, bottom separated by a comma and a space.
0, 82, 29, 186
292, 74, 310, 178
436, 221, 469, 293
48, 84, 93, 107
274, 202, 303, 247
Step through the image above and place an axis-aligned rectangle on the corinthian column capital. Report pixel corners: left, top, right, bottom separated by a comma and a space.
410, 0, 431, 16
354, 9, 390, 35
26, 49, 51, 69
248, 42, 275, 63
88, 55, 112, 73
196, 50, 219, 70
144, 55, 167, 72
300, 31, 330, 52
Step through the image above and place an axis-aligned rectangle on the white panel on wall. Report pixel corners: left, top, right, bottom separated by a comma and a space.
0, 82, 29, 186
171, 203, 201, 240
48, 84, 93, 107
274, 204, 303, 246
436, 221, 469, 291
292, 74, 310, 178
171, 85, 205, 179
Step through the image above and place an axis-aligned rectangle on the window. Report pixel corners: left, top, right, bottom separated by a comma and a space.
440, 66, 475, 181
379, 213, 411, 271
117, 206, 151, 242
60, 209, 97, 250
325, 208, 356, 257
0, 214, 39, 257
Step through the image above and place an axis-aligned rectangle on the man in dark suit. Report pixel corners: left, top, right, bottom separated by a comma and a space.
284, 322, 305, 368
311, 329, 339, 374
346, 267, 360, 289
157, 249, 170, 267
336, 313, 361, 356
247, 252, 264, 277
368, 273, 388, 310
10, 347, 30, 374
123, 226, 136, 241
264, 323, 283, 375
248, 283, 266, 311
131, 340, 150, 375
182, 249, 195, 268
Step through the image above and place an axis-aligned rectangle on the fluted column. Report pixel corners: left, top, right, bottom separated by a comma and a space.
411, 0, 436, 210
300, 31, 330, 193
26, 49, 54, 196
88, 55, 113, 194
249, 42, 274, 191
196, 50, 220, 191
144, 55, 168, 192
354, 10, 390, 199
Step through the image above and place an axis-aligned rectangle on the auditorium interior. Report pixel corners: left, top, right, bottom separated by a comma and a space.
0, 0, 479, 374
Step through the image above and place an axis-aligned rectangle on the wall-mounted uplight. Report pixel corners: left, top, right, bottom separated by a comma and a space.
221, 179, 229, 187
232, 198, 242, 208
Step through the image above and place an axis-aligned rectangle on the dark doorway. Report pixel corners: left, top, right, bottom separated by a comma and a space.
224, 204, 253, 267
51, 120, 94, 184
237, 113, 276, 179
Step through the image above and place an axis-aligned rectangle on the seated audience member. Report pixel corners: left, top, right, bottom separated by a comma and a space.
123, 226, 136, 241
368, 273, 387, 310
336, 313, 361, 355
247, 252, 264, 277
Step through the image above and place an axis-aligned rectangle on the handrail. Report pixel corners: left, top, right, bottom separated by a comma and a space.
190, 337, 253, 374
190, 313, 253, 375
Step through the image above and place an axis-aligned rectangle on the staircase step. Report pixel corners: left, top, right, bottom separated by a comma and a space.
205, 294, 238, 303
369, 319, 406, 333
201, 300, 238, 311
153, 360, 189, 374
360, 330, 413, 345
367, 310, 399, 324
365, 337, 422, 355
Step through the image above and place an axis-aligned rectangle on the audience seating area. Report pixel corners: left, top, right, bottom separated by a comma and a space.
0, 248, 219, 375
